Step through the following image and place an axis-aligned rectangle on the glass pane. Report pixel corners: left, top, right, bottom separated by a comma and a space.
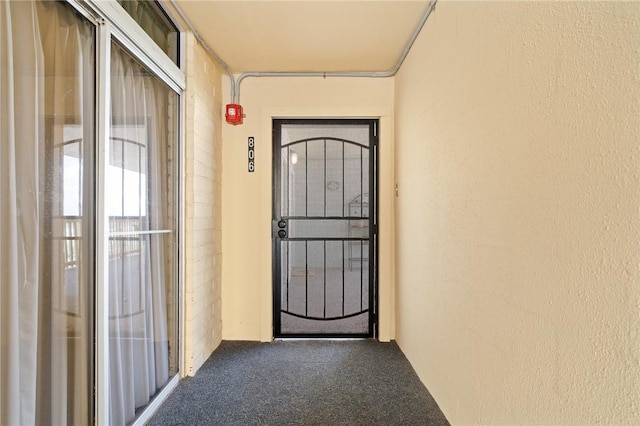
0, 1, 97, 423
117, 0, 179, 65
345, 240, 369, 312
108, 132, 148, 218
306, 141, 325, 217
325, 140, 344, 217
280, 147, 290, 217
288, 142, 307, 217
109, 42, 178, 425
344, 143, 368, 217
288, 219, 369, 239
306, 241, 325, 318
324, 240, 345, 319
283, 240, 307, 316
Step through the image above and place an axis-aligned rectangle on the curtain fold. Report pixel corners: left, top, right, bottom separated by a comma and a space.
1, 2, 93, 424
35, 2, 94, 423
1, 2, 43, 424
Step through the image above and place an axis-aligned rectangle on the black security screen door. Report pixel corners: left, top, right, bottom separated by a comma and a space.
273, 119, 378, 337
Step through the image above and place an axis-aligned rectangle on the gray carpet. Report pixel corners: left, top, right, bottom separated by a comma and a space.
149, 340, 449, 426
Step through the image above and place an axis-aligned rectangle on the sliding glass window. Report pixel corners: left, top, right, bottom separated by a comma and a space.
0, 1, 182, 424
1, 1, 95, 424
108, 42, 179, 424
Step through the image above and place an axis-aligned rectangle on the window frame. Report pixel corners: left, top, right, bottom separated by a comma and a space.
61, 1, 186, 424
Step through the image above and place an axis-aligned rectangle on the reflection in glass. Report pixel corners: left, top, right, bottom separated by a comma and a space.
1, 1, 95, 424
117, 0, 179, 64
109, 42, 178, 424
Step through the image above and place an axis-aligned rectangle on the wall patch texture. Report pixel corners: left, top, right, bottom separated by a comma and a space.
394, 1, 640, 424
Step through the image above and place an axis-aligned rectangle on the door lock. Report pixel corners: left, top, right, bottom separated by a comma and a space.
278, 230, 287, 238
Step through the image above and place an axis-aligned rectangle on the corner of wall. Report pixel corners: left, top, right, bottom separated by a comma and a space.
183, 33, 224, 376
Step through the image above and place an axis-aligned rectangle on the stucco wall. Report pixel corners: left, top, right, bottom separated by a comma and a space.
221, 77, 395, 341
394, 1, 640, 424
183, 33, 223, 375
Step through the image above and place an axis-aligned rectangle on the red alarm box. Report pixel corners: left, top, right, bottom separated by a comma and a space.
225, 104, 245, 125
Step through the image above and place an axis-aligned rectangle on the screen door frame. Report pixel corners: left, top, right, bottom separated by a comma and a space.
272, 118, 379, 338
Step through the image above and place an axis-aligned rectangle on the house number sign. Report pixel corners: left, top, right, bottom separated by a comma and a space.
248, 137, 255, 172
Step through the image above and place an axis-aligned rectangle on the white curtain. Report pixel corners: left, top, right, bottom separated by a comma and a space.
0, 2, 43, 424
0, 1, 93, 425
1, 2, 174, 424
108, 43, 172, 425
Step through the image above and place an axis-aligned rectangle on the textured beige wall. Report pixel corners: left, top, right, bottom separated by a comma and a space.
395, 1, 640, 424
221, 77, 395, 341
183, 34, 223, 375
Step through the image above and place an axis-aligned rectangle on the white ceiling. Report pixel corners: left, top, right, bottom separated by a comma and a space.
172, 1, 431, 73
